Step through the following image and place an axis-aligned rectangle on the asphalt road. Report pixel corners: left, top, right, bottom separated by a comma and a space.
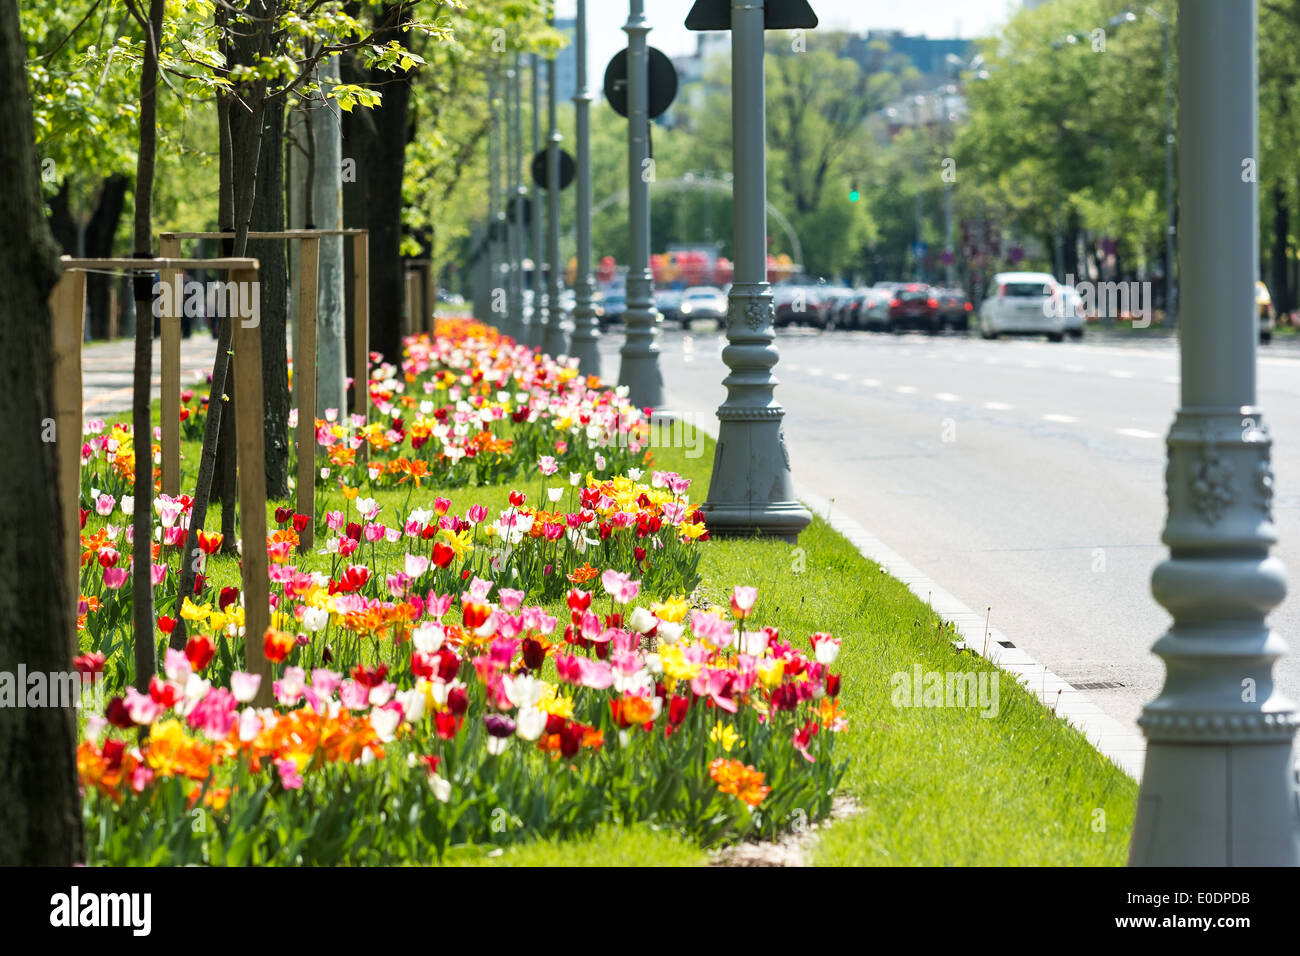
599, 323, 1300, 735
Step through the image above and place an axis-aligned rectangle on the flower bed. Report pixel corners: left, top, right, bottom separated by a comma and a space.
73, 320, 847, 864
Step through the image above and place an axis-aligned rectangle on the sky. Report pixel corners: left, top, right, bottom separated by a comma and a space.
557, 0, 1022, 81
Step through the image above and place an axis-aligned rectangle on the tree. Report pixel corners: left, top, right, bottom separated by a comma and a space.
0, 0, 83, 865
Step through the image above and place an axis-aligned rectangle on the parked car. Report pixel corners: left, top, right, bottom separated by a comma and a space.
1060, 284, 1085, 339
653, 288, 684, 327
822, 286, 857, 331
1257, 281, 1275, 344
887, 283, 941, 333
978, 272, 1066, 342
855, 288, 892, 330
677, 286, 728, 328
773, 282, 805, 328
600, 291, 626, 329
932, 287, 973, 331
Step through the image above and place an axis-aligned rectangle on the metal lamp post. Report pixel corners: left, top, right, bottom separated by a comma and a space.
570, 0, 601, 376
543, 38, 569, 358
617, 0, 666, 411
530, 53, 546, 349
691, 0, 812, 542
488, 66, 506, 331
1130, 0, 1299, 866
506, 60, 524, 341
513, 52, 531, 344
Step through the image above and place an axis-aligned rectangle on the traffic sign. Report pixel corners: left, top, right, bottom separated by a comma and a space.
604, 47, 679, 119
531, 149, 575, 191
686, 0, 817, 30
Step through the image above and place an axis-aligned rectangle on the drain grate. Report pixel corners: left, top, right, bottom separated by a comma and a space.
996, 640, 1015, 648
1073, 680, 1126, 691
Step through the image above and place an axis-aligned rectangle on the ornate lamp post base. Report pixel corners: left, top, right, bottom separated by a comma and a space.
701, 282, 809, 542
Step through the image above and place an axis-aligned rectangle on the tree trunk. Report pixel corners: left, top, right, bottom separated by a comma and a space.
341, 2, 414, 365
84, 175, 129, 339
0, 0, 84, 865
129, 0, 165, 695
312, 56, 348, 417
1272, 183, 1290, 313
248, 98, 290, 500
172, 0, 273, 648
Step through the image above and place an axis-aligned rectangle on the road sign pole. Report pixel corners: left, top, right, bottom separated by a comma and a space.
530, 52, 545, 348
570, 0, 602, 377
618, 0, 666, 411
543, 33, 569, 358
513, 52, 531, 344
506, 60, 524, 341
1130, 0, 1300, 866
488, 65, 506, 331
698, 0, 810, 542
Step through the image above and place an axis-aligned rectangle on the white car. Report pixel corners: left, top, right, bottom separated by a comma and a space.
1060, 284, 1085, 339
979, 271, 1067, 342
677, 286, 728, 328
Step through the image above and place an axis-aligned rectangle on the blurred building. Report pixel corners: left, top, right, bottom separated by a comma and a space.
663, 33, 730, 128
554, 16, 578, 104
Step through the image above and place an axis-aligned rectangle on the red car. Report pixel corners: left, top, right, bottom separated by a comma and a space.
887, 284, 941, 333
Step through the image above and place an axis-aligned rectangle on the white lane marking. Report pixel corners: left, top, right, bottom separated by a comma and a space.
1116, 427, 1160, 439
1162, 375, 1179, 384
1042, 413, 1078, 423
833, 372, 850, 382
935, 392, 960, 402
861, 378, 881, 387
983, 401, 1013, 411
1022, 360, 1042, 369
786, 364, 801, 371
896, 385, 917, 394
807, 367, 824, 376
1065, 364, 1084, 373
1109, 369, 1134, 379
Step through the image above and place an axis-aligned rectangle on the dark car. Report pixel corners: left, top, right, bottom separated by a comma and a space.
653, 289, 684, 327
932, 287, 973, 331
887, 284, 941, 333
600, 291, 627, 329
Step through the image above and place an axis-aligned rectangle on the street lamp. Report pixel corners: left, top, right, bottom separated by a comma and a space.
506, 60, 524, 341
1131, 0, 1299, 866
569, 0, 601, 377
617, 0, 667, 411
688, 0, 814, 543
542, 21, 569, 359
530, 53, 545, 348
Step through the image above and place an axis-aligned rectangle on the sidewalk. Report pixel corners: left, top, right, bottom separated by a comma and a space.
81, 334, 218, 419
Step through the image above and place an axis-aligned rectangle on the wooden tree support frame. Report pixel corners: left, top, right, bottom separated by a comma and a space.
160, 230, 370, 554
48, 256, 266, 684
405, 257, 435, 336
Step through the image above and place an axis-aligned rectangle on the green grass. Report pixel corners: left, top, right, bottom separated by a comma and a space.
440, 824, 709, 867
94, 388, 1137, 865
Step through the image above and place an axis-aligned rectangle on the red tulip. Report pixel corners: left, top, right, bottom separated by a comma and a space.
157, 615, 177, 635
462, 600, 491, 630
274, 506, 293, 524
292, 513, 310, 533
263, 628, 295, 664
73, 652, 106, 677
185, 633, 215, 671
106, 696, 133, 729
522, 638, 546, 672
431, 542, 456, 568
218, 586, 239, 611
